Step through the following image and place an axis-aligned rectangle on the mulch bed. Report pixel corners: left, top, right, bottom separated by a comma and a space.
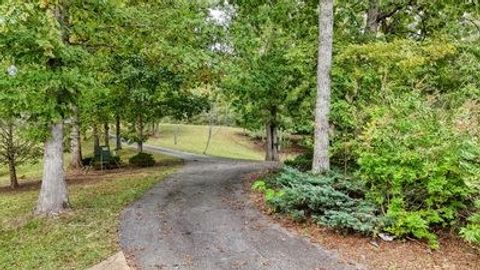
244, 170, 480, 270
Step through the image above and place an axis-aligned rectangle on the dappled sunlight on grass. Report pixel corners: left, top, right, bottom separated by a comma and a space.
0, 150, 180, 269
147, 123, 265, 160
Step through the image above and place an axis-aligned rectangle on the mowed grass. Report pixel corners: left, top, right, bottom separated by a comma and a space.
147, 123, 264, 160
0, 147, 180, 270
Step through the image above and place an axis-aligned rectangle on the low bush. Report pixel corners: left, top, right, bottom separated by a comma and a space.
81, 157, 94, 166
82, 155, 121, 169
283, 151, 312, 172
354, 95, 479, 248
253, 167, 385, 235
129, 152, 155, 167
460, 199, 480, 245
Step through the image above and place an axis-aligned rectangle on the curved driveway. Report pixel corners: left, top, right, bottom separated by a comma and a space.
119, 145, 359, 270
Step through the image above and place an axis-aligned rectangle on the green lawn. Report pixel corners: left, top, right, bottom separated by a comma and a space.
0, 148, 180, 270
147, 123, 265, 160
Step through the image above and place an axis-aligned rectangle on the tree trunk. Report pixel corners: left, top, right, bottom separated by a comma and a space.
8, 156, 18, 189
366, 0, 379, 34
5, 121, 19, 189
69, 106, 82, 169
137, 115, 143, 153
93, 124, 100, 153
150, 121, 155, 135
115, 114, 122, 150
203, 119, 213, 155
104, 122, 110, 149
174, 123, 179, 145
265, 121, 279, 161
153, 122, 159, 136
36, 122, 69, 215
312, 0, 333, 173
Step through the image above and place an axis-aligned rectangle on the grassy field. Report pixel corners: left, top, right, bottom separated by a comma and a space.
0, 147, 180, 269
147, 123, 265, 160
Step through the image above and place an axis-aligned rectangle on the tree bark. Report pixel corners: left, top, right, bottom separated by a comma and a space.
115, 114, 122, 150
137, 114, 143, 153
174, 123, 179, 145
366, 0, 379, 34
203, 119, 213, 155
36, 122, 69, 215
8, 156, 18, 189
265, 121, 279, 161
93, 124, 100, 153
5, 121, 19, 189
153, 122, 159, 136
104, 122, 110, 149
69, 106, 82, 169
312, 0, 333, 173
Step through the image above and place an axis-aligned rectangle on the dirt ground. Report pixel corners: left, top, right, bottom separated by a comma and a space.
245, 170, 480, 270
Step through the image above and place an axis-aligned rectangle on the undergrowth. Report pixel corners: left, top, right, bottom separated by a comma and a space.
253, 167, 386, 235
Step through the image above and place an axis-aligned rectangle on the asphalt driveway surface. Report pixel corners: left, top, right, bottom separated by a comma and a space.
119, 146, 359, 270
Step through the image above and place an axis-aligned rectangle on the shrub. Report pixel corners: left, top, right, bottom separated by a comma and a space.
255, 167, 384, 235
355, 94, 479, 247
129, 152, 155, 167
109, 155, 121, 165
284, 151, 312, 172
82, 155, 122, 169
460, 199, 480, 245
252, 180, 268, 192
82, 157, 94, 166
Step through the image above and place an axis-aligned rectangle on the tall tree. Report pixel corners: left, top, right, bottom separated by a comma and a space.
36, 3, 72, 215
312, 0, 334, 173
225, 0, 317, 161
0, 1, 78, 214
0, 0, 128, 214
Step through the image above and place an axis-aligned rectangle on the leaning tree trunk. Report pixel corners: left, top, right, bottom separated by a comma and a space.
36, 122, 69, 215
265, 121, 279, 161
136, 114, 143, 153
69, 106, 82, 169
312, 0, 333, 173
203, 117, 214, 155
115, 114, 122, 150
104, 122, 110, 149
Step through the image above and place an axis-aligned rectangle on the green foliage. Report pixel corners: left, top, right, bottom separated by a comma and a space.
323, 38, 480, 247
460, 200, 480, 245
223, 0, 316, 133
258, 167, 384, 235
82, 153, 121, 170
284, 151, 313, 172
353, 90, 479, 247
128, 152, 155, 168
251, 180, 267, 192
460, 223, 480, 245
81, 157, 94, 166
